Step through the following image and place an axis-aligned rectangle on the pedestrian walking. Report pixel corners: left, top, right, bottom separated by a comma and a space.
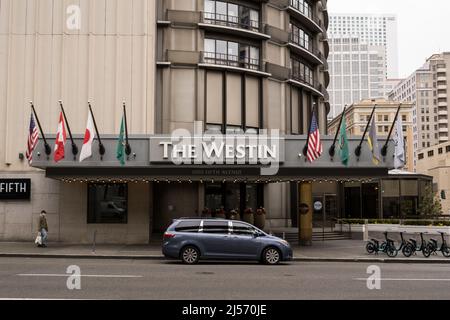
38, 210, 48, 248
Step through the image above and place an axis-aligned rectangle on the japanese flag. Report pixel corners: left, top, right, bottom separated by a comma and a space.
79, 111, 96, 162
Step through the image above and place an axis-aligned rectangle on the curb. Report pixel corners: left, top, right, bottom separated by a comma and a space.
1, 253, 450, 263
0, 253, 164, 260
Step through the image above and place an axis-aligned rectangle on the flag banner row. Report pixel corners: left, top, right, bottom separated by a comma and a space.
26, 103, 130, 166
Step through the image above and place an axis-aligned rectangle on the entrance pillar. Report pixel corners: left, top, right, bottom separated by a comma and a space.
299, 182, 313, 246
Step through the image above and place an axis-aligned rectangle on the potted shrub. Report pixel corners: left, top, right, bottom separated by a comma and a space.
254, 206, 266, 230
243, 207, 254, 225
201, 207, 211, 218
230, 209, 240, 220
215, 207, 226, 219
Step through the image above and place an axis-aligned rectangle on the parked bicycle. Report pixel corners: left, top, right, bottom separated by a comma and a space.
427, 232, 450, 257
402, 232, 431, 258
366, 231, 398, 257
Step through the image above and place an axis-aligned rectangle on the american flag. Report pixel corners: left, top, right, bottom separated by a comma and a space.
306, 112, 323, 162
26, 112, 39, 164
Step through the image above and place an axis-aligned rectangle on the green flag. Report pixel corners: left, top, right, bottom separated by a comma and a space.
116, 116, 126, 166
338, 115, 349, 166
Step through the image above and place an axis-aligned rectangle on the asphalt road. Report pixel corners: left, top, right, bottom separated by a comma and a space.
1, 257, 450, 300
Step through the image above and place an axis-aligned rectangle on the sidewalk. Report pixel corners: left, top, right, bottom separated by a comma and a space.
1, 240, 450, 263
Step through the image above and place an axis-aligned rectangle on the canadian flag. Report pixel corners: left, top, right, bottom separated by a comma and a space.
79, 111, 95, 162
54, 112, 67, 162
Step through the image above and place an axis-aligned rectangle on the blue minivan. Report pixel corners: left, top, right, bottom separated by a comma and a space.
162, 218, 293, 264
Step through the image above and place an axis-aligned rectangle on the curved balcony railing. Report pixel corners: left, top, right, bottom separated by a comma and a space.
288, 33, 324, 65
288, 0, 323, 33
201, 51, 261, 71
201, 12, 261, 33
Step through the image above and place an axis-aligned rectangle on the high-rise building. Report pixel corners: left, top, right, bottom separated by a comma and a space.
0, 0, 332, 242
327, 36, 386, 120
389, 52, 450, 170
329, 13, 399, 78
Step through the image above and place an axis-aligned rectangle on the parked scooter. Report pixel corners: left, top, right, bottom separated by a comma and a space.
366, 231, 398, 257
427, 232, 450, 257
402, 232, 431, 258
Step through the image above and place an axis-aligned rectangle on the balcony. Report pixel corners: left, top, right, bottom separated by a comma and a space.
199, 12, 271, 40
439, 127, 449, 133
199, 52, 271, 77
320, 0, 328, 30
288, 34, 324, 66
287, 0, 323, 34
288, 73, 324, 97
438, 92, 448, 99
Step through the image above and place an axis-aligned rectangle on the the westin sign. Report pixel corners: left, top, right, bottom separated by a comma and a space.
0, 179, 31, 200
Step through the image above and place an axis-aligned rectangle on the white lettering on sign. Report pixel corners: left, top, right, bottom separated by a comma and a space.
156, 122, 282, 176
0, 182, 27, 194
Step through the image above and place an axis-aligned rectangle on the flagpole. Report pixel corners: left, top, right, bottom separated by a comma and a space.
355, 104, 377, 158
123, 101, 131, 156
59, 100, 78, 159
88, 102, 106, 157
329, 105, 347, 158
30, 101, 52, 156
381, 103, 402, 157
303, 102, 316, 162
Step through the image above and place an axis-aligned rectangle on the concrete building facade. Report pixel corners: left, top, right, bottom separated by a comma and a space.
327, 36, 386, 120
328, 13, 399, 78
0, 0, 338, 243
416, 141, 450, 216
389, 52, 450, 170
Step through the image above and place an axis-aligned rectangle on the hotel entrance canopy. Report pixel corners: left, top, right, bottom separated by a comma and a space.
32, 134, 395, 182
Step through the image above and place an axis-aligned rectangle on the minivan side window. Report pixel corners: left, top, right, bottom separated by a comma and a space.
202, 221, 230, 234
174, 220, 201, 233
232, 222, 255, 236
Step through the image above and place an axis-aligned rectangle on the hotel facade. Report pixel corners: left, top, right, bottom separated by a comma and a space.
0, 0, 401, 244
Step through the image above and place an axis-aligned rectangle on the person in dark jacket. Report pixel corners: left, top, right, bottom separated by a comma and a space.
38, 210, 48, 247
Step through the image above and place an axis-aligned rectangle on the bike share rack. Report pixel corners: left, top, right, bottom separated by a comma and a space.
366, 231, 450, 258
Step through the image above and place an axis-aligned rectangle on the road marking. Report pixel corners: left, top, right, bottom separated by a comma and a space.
17, 273, 143, 278
354, 278, 450, 282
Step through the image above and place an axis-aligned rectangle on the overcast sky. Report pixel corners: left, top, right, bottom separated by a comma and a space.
328, 0, 450, 78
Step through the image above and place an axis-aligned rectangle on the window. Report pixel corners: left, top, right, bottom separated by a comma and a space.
428, 150, 434, 157
289, 23, 312, 51
232, 222, 256, 236
88, 184, 128, 224
175, 220, 201, 233
203, 1, 260, 32
290, 0, 313, 19
418, 153, 424, 160
202, 220, 230, 234
204, 38, 260, 70
290, 56, 314, 86
438, 148, 443, 154
446, 145, 450, 153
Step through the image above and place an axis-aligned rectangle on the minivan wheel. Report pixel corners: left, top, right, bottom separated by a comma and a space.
181, 246, 200, 264
262, 247, 281, 265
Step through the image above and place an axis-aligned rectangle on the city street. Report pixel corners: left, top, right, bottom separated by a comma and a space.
1, 257, 450, 300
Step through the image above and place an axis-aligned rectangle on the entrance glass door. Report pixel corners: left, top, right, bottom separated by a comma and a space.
204, 183, 262, 219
